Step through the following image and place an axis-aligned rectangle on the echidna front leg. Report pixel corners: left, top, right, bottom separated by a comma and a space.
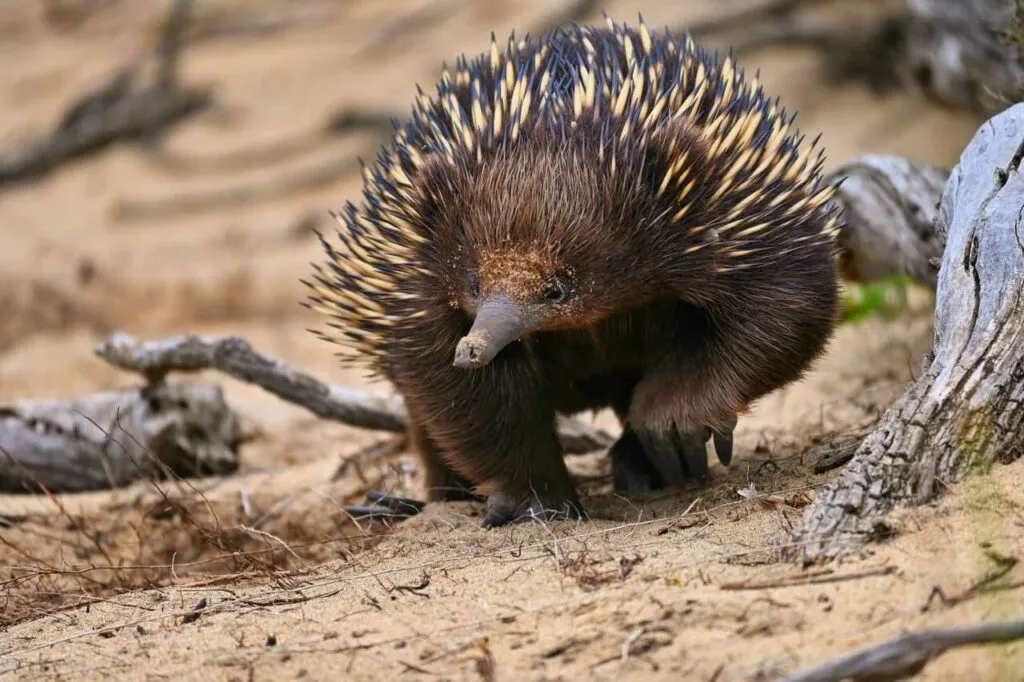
627, 369, 740, 487
408, 415, 480, 502
398, 357, 585, 528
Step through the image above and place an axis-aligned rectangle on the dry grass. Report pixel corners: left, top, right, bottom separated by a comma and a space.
0, 454, 397, 631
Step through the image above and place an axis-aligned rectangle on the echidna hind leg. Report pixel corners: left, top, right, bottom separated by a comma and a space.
627, 373, 739, 487
629, 418, 737, 487
610, 426, 667, 493
607, 379, 732, 492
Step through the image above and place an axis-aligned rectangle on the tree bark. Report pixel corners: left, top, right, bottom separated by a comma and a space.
789, 102, 1024, 563
0, 380, 241, 494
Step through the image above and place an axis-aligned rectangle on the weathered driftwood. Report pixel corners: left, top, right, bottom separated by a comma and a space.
0, 380, 240, 494
891, 0, 1024, 114
778, 617, 1024, 682
827, 155, 949, 288
94, 332, 615, 454
688, 0, 1024, 115
109, 155, 363, 222
0, 0, 210, 190
789, 102, 1024, 563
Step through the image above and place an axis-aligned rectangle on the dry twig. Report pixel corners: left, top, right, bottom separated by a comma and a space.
94, 332, 614, 454
0, 0, 211, 190
778, 618, 1024, 682
719, 565, 896, 591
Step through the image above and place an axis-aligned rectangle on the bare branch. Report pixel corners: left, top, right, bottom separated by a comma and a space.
94, 333, 614, 454
779, 618, 1024, 682
0, 0, 210, 189
109, 155, 364, 222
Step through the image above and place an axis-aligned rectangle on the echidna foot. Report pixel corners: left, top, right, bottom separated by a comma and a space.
635, 423, 712, 487
481, 489, 587, 528
610, 427, 667, 494
630, 413, 739, 488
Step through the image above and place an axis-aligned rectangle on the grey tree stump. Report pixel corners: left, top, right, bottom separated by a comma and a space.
789, 102, 1024, 563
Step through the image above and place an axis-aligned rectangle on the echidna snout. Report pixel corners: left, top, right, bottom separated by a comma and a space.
453, 297, 533, 369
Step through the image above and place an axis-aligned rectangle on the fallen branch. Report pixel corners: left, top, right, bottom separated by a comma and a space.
684, 0, 1024, 115
94, 333, 614, 454
0, 0, 211, 190
684, 0, 832, 40
827, 155, 949, 288
778, 618, 1024, 682
109, 155, 365, 222
0, 381, 240, 493
146, 106, 398, 176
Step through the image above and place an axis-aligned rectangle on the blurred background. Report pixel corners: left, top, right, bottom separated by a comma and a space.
0, 0, 993, 518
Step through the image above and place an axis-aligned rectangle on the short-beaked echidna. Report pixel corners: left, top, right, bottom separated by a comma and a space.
306, 15, 843, 527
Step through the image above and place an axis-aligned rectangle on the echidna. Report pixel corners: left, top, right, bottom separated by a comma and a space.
306, 15, 843, 527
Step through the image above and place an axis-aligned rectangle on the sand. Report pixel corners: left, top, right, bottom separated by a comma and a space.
1, 1, 1021, 680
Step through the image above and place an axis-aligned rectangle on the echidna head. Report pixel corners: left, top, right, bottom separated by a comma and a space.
420, 137, 677, 370
453, 246, 582, 369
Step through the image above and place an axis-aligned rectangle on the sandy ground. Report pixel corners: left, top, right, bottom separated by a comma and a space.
1, 1, 1022, 680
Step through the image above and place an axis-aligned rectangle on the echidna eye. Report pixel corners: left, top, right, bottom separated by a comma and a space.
469, 277, 481, 298
543, 281, 568, 303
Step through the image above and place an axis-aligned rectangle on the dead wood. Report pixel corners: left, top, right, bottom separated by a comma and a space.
0, 380, 240, 494
789, 102, 1024, 563
109, 155, 365, 222
0, 0, 211, 190
687, 0, 1024, 115
778, 617, 1024, 682
146, 107, 398, 176
827, 155, 949, 287
94, 332, 614, 454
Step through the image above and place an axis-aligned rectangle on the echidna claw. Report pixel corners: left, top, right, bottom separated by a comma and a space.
343, 490, 426, 520
673, 426, 712, 482
712, 416, 738, 466
635, 424, 711, 488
